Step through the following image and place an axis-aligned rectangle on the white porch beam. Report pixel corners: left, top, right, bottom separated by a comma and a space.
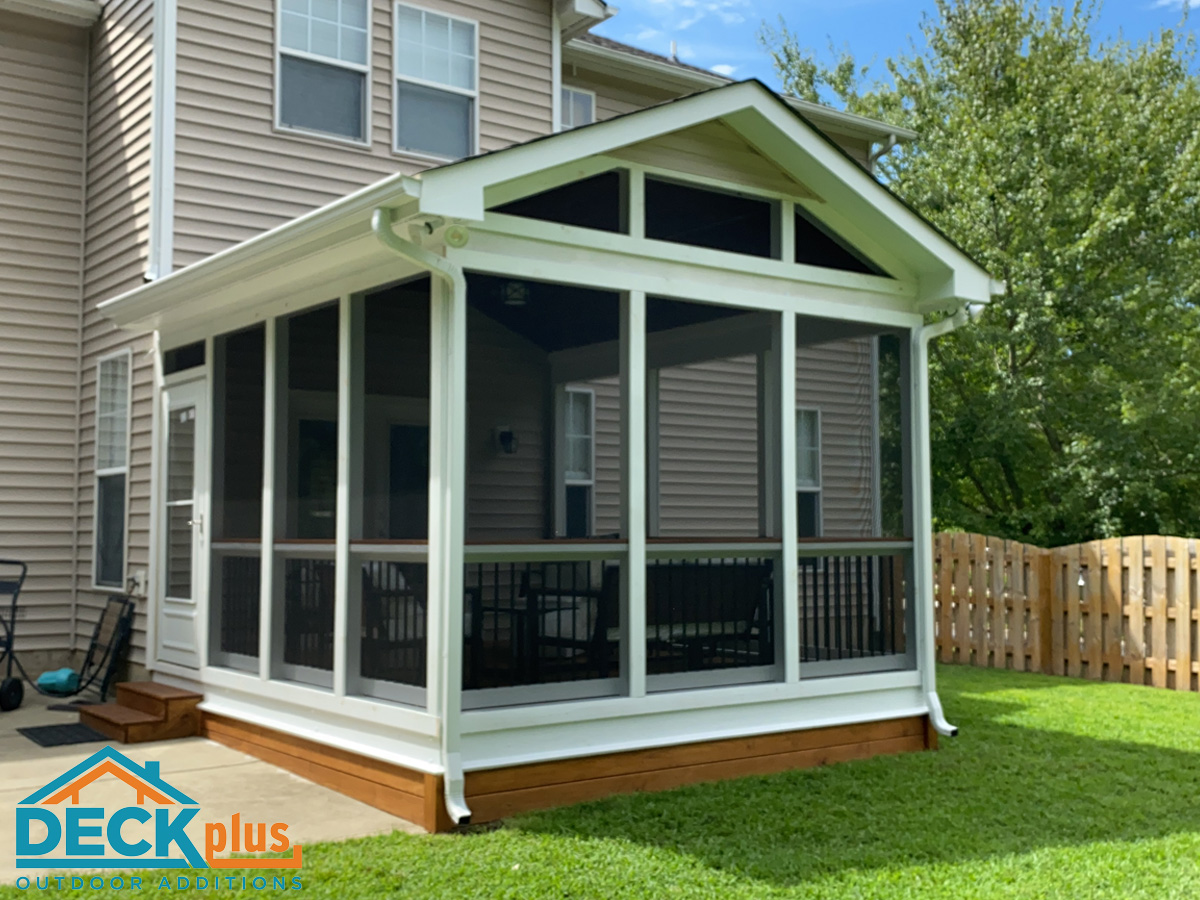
449, 235, 922, 329
620, 290, 647, 699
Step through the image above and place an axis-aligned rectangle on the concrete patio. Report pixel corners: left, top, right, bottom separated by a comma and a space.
0, 692, 420, 883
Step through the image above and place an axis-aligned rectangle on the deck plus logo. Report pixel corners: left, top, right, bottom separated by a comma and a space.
14, 747, 302, 882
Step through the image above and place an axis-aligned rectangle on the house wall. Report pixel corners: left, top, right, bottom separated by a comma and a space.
565, 60, 874, 171
586, 338, 877, 540
0, 13, 88, 654
171, 0, 554, 268
76, 0, 158, 664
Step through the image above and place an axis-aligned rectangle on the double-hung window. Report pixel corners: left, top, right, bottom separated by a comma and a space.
559, 87, 595, 130
394, 3, 478, 159
278, 0, 370, 142
95, 353, 131, 589
562, 388, 595, 538
796, 408, 822, 538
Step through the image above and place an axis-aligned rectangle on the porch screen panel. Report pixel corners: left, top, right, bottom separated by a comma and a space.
209, 324, 265, 670
646, 297, 779, 684
794, 321, 915, 676
462, 273, 625, 703
277, 304, 340, 684
351, 279, 432, 701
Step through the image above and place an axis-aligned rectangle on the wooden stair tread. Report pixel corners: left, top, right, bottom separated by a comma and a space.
117, 681, 202, 701
83, 704, 160, 726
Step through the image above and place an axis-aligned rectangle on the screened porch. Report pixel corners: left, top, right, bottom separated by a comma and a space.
204, 266, 918, 710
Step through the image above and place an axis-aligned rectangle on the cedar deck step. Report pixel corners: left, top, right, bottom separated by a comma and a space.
80, 681, 203, 744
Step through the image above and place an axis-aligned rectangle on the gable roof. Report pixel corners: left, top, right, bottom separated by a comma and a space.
100, 79, 997, 333
20, 746, 198, 806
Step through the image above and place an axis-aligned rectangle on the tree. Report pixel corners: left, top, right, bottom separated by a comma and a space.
764, 0, 1200, 545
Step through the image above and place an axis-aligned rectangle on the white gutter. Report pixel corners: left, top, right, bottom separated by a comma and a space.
914, 303, 977, 737
0, 0, 101, 26
371, 208, 472, 826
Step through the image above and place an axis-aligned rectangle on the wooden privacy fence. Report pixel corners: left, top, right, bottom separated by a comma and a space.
933, 533, 1200, 690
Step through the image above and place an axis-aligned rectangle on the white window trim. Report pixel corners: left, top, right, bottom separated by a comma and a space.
273, 0, 373, 148
93, 349, 133, 592
563, 387, 595, 487
553, 386, 596, 537
559, 85, 596, 131
392, 1, 480, 162
796, 406, 822, 537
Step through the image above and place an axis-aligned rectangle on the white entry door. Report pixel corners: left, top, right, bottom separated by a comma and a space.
156, 379, 207, 669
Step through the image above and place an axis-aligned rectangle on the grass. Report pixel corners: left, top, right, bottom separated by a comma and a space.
9, 665, 1200, 898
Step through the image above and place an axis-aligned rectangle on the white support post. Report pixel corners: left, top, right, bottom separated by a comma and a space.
258, 318, 279, 681
426, 274, 467, 783
333, 295, 363, 697
780, 199, 796, 264
552, 383, 567, 537
645, 368, 660, 538
628, 169, 645, 240
779, 311, 800, 682
908, 327, 936, 693
621, 290, 647, 698
757, 335, 781, 539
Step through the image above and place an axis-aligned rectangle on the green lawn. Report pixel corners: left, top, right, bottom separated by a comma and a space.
10, 665, 1200, 898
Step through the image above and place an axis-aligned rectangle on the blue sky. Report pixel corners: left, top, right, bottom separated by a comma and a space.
592, 1, 1196, 88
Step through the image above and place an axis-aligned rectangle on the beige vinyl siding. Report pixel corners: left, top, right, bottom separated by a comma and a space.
465, 309, 548, 542
172, 0, 553, 268
76, 0, 157, 662
586, 339, 877, 540
0, 14, 87, 652
571, 64, 876, 172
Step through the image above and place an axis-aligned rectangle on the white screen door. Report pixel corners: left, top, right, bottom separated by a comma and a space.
156, 379, 207, 668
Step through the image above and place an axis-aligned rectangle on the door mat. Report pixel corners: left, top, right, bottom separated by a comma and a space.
17, 723, 110, 747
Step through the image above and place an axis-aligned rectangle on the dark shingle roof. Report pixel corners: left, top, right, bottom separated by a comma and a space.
575, 33, 730, 83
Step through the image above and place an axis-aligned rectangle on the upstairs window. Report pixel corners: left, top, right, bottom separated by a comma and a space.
394, 3, 478, 160
559, 87, 595, 130
95, 353, 131, 589
278, 0, 370, 142
796, 408, 822, 538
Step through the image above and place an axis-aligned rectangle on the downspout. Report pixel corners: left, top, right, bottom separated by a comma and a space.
370, 207, 472, 826
914, 304, 972, 737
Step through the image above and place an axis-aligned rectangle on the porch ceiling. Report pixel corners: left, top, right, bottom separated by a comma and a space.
99, 80, 999, 337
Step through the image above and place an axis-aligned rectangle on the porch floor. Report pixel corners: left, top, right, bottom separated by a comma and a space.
0, 692, 419, 884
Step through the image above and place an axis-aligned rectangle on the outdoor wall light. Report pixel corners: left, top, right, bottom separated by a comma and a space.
503, 281, 530, 306
494, 426, 518, 455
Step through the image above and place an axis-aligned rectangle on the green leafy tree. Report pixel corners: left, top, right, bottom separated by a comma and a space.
764, 0, 1200, 545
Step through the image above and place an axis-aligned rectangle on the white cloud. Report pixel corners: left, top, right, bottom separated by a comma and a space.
633, 27, 662, 41
711, 63, 738, 76
637, 0, 752, 32
1150, 0, 1191, 7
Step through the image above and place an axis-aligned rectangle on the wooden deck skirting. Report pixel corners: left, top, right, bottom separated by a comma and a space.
202, 713, 934, 832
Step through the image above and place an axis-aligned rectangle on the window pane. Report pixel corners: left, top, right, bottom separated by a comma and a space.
167, 407, 196, 502
95, 473, 126, 587
166, 504, 193, 597
97, 414, 126, 471
567, 392, 590, 436
424, 11, 450, 49
280, 11, 308, 51
395, 3, 422, 41
311, 0, 337, 22
341, 0, 366, 28
572, 91, 593, 127
310, 18, 339, 59
279, 55, 364, 140
423, 45, 450, 85
449, 52, 473, 91
797, 492, 820, 538
396, 81, 471, 158
342, 26, 368, 65
450, 18, 473, 55
566, 435, 590, 481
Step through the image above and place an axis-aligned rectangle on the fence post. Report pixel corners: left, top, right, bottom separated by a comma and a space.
1041, 548, 1057, 675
